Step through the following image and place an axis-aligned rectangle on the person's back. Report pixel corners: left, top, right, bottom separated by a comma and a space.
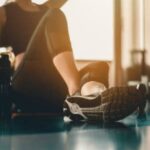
0, 2, 47, 55
0, 7, 6, 41
0, 0, 69, 113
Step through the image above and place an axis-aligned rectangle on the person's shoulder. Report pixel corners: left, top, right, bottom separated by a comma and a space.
47, 8, 66, 23
45, 8, 67, 29
0, 3, 18, 25
0, 3, 17, 15
0, 7, 6, 25
0, 6, 5, 14
50, 8, 65, 17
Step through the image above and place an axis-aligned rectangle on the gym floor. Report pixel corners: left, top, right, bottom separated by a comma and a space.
1, 101, 150, 150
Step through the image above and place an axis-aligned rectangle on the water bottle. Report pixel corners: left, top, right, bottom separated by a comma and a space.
0, 54, 12, 121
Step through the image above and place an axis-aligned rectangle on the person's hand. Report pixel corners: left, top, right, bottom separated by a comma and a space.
31, 0, 49, 5
0, 0, 14, 7
35, 0, 67, 8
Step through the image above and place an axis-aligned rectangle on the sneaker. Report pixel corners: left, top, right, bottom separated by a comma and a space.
63, 84, 146, 122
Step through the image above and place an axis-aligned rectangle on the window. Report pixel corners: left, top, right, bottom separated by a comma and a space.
62, 0, 114, 61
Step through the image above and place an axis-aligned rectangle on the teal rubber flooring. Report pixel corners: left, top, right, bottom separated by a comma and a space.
1, 101, 150, 150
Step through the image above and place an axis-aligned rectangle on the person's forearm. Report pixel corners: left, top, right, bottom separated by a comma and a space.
53, 51, 81, 95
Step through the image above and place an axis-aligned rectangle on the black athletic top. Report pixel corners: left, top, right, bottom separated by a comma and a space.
0, 3, 47, 55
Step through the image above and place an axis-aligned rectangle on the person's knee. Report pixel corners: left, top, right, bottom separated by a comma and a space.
80, 61, 109, 88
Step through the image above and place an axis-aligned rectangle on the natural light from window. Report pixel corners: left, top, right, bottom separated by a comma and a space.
0, 0, 114, 61
62, 0, 114, 61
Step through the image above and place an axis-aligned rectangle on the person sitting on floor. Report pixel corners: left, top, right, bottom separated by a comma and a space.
0, 0, 146, 122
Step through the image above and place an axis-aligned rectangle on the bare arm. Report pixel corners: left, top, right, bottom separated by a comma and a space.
53, 51, 81, 95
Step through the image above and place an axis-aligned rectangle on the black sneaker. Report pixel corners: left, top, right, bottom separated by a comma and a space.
63, 84, 146, 122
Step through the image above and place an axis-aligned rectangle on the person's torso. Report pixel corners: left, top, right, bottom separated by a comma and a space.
0, 3, 47, 55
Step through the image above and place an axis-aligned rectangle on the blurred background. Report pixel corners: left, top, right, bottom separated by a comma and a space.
62, 0, 150, 87
1, 0, 150, 87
